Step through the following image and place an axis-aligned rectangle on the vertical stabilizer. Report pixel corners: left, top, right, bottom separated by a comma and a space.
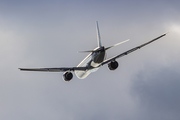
96, 21, 102, 47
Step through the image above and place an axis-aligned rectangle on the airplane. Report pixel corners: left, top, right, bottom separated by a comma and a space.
19, 21, 168, 81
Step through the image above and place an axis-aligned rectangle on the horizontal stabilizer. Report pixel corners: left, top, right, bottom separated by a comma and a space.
78, 50, 94, 53
105, 39, 130, 50
78, 39, 130, 53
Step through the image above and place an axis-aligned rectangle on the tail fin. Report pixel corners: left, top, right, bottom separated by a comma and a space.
96, 21, 102, 47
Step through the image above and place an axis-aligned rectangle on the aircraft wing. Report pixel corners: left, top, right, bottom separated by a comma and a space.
19, 67, 88, 72
100, 32, 168, 66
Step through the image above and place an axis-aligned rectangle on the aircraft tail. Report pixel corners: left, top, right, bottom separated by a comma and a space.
78, 22, 129, 53
96, 21, 102, 47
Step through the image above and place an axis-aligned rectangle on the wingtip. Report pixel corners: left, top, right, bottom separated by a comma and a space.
19, 68, 25, 71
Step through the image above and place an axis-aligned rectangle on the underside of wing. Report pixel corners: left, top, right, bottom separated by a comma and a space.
100, 32, 168, 66
19, 67, 88, 72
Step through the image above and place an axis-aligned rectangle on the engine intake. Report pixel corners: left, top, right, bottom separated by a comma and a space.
108, 61, 118, 70
63, 72, 73, 81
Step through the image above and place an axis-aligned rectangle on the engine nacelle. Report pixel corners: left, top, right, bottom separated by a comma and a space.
63, 72, 73, 81
108, 61, 118, 70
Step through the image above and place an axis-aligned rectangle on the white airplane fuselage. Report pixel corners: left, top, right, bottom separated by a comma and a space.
75, 47, 106, 79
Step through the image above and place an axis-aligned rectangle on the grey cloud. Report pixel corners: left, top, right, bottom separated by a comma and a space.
131, 66, 180, 120
0, 1, 180, 120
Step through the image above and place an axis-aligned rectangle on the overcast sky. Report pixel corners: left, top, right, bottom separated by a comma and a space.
1, 0, 180, 120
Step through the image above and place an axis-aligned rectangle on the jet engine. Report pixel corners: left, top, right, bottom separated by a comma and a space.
108, 61, 118, 70
63, 72, 73, 81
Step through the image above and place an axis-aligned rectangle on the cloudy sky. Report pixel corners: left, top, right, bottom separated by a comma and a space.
1, 0, 180, 120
